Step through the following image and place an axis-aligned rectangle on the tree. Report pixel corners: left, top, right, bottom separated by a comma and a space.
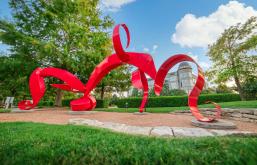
0, 0, 129, 105
95, 65, 131, 99
241, 77, 257, 100
0, 55, 36, 99
215, 84, 233, 94
131, 88, 141, 97
169, 89, 187, 96
207, 17, 257, 100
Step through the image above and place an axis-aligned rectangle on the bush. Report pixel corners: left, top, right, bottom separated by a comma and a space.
96, 99, 110, 108
113, 94, 241, 108
62, 99, 110, 108
0, 108, 11, 113
242, 78, 257, 100
38, 101, 54, 107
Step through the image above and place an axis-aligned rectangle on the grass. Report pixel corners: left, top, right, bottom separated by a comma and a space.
96, 100, 257, 113
0, 122, 257, 165
0, 108, 11, 113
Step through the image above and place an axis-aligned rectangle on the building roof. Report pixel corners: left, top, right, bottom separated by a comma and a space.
178, 62, 192, 70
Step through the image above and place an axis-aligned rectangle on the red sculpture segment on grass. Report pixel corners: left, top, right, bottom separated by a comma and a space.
18, 23, 221, 122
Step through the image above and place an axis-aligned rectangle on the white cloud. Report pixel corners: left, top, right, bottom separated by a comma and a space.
152, 44, 158, 53
143, 44, 158, 53
187, 52, 211, 70
172, 1, 257, 48
153, 45, 158, 51
100, 0, 136, 12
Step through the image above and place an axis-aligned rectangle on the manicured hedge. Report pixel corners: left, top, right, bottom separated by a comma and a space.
62, 99, 110, 108
113, 94, 241, 108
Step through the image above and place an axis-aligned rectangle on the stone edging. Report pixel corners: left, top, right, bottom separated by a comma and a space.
68, 118, 256, 137
173, 108, 257, 123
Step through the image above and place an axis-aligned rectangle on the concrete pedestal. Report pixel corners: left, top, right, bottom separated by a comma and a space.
191, 119, 236, 129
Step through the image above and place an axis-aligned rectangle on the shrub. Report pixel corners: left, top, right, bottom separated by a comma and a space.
96, 99, 110, 108
0, 108, 11, 113
113, 94, 241, 108
38, 101, 54, 107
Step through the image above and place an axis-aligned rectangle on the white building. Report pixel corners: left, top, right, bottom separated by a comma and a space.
128, 62, 207, 97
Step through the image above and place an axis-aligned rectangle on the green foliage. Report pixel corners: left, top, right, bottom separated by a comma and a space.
242, 77, 257, 100
216, 84, 233, 94
0, 122, 257, 164
97, 100, 257, 113
95, 99, 110, 108
131, 88, 142, 97
0, 0, 130, 101
201, 88, 216, 94
149, 88, 186, 97
168, 89, 187, 96
0, 55, 37, 97
114, 94, 241, 108
207, 17, 257, 100
0, 108, 11, 113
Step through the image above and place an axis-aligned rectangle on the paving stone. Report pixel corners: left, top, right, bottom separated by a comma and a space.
172, 127, 213, 137
242, 114, 257, 119
240, 110, 254, 115
122, 125, 152, 135
231, 113, 242, 118
68, 118, 86, 125
68, 119, 254, 137
100, 122, 126, 132
150, 126, 174, 137
209, 130, 253, 136
81, 119, 103, 126
191, 119, 236, 129
11, 109, 34, 113
223, 108, 240, 113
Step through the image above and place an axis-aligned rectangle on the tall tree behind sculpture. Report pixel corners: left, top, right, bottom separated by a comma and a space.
0, 0, 129, 105
207, 17, 257, 100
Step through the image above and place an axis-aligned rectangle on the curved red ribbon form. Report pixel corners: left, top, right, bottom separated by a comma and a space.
131, 69, 148, 112
18, 24, 221, 122
154, 54, 220, 122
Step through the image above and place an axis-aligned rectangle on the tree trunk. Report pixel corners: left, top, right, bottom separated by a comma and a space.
234, 76, 246, 101
54, 89, 63, 107
100, 84, 105, 99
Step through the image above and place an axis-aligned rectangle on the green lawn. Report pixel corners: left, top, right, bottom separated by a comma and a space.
96, 100, 257, 113
0, 122, 256, 164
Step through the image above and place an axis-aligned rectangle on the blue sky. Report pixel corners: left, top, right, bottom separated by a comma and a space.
1, 0, 257, 71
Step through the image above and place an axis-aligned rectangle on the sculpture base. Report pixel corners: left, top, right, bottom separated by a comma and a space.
191, 119, 236, 129
11, 109, 34, 113
68, 111, 97, 115
133, 112, 150, 115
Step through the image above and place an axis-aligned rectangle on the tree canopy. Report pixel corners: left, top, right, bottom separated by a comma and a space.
207, 17, 257, 100
0, 0, 130, 104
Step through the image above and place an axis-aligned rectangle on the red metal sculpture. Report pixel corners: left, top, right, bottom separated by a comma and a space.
154, 54, 221, 122
18, 24, 221, 122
